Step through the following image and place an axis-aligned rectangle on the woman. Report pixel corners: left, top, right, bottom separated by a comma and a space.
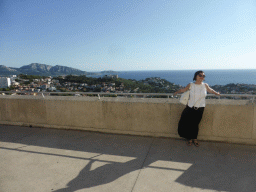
173, 71, 220, 147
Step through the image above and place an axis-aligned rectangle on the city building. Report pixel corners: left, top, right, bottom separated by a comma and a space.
0, 77, 11, 88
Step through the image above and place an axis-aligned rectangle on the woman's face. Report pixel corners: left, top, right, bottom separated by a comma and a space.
196, 72, 205, 81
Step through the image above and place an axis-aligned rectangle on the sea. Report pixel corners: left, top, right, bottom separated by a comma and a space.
88, 69, 256, 87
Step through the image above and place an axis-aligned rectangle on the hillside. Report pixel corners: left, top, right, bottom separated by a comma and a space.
0, 63, 94, 76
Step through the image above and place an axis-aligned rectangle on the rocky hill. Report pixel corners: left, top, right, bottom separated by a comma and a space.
0, 65, 20, 75
0, 63, 94, 76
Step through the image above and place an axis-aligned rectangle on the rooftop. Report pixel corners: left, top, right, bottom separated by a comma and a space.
1, 125, 256, 192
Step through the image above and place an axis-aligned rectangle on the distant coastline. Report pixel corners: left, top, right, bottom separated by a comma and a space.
88, 69, 256, 86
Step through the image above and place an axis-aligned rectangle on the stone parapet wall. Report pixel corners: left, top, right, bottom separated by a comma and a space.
0, 95, 255, 145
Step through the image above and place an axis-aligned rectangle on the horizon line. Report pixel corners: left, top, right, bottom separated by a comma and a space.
2, 63, 256, 73
88, 68, 256, 72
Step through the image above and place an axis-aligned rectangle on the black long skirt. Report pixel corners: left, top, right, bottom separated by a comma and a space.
178, 106, 205, 140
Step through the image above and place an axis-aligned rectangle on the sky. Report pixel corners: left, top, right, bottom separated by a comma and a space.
0, 0, 256, 72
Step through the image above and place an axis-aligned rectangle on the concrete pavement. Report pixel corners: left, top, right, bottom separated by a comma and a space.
1, 125, 256, 192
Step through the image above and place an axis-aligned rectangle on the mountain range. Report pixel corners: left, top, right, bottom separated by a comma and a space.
0, 63, 98, 76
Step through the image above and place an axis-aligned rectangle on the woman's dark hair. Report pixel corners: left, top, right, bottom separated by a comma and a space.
193, 70, 204, 81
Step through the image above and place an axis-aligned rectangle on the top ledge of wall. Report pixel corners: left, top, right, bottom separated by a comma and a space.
0, 95, 252, 105
0, 95, 177, 103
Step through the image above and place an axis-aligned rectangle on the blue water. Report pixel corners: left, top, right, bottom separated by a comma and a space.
89, 69, 256, 86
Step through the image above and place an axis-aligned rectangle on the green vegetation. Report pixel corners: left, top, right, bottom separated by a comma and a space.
53, 75, 182, 93
18, 74, 47, 81
0, 86, 15, 91
211, 83, 256, 94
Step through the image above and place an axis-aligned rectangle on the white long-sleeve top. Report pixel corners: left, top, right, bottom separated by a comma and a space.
188, 83, 207, 108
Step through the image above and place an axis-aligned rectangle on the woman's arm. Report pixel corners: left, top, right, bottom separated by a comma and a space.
173, 83, 191, 97
205, 83, 220, 96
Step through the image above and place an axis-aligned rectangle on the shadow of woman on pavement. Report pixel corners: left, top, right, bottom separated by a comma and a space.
54, 155, 151, 192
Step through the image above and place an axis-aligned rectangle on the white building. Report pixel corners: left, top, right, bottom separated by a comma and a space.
12, 81, 20, 86
0, 77, 11, 88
